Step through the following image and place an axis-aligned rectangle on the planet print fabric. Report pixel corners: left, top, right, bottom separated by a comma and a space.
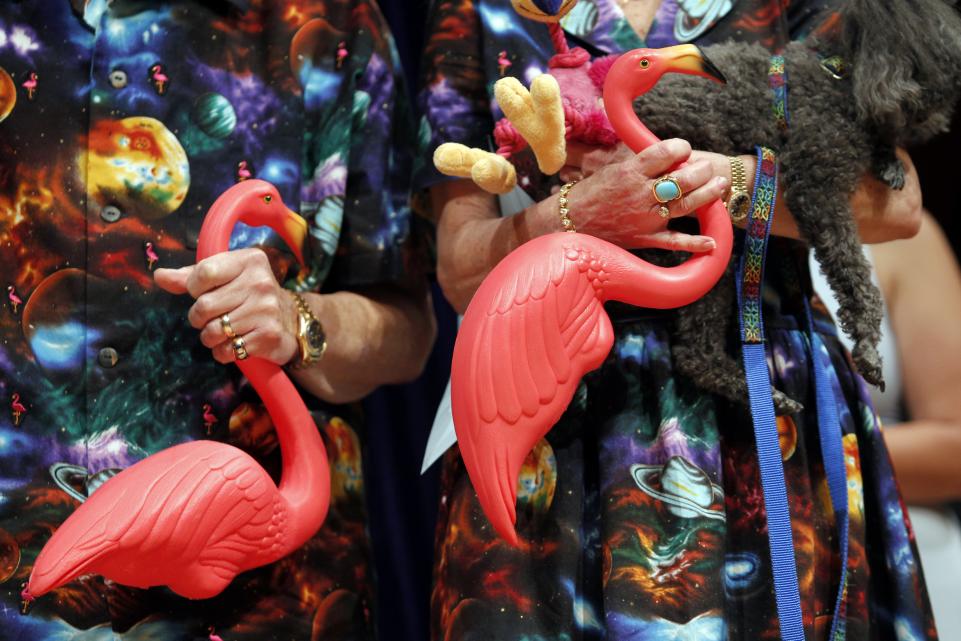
416, 0, 938, 639
0, 1, 414, 639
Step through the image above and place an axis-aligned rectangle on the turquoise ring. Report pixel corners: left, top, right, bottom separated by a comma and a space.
652, 175, 683, 204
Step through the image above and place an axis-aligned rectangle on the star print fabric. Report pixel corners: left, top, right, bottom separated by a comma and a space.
0, 1, 414, 638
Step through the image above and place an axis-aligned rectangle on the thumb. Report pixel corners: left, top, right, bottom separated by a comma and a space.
154, 266, 193, 294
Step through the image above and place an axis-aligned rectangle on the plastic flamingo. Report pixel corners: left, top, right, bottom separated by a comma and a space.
498, 50, 513, 76
22, 72, 37, 100
236, 160, 252, 182
336, 41, 349, 69
23, 180, 331, 605
208, 627, 224, 641
149, 64, 169, 95
7, 285, 22, 314
450, 45, 733, 545
11, 393, 26, 427
144, 241, 160, 271
202, 403, 218, 435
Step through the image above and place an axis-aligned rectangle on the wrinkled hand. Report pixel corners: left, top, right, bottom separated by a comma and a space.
154, 248, 299, 365
558, 138, 728, 252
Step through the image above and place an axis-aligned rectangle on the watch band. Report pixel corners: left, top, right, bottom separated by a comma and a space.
726, 155, 751, 223
289, 292, 327, 369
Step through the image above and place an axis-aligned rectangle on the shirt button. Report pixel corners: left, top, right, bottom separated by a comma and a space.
100, 205, 122, 223
98, 347, 119, 368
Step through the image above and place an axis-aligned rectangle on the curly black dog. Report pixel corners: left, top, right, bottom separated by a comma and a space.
633, 0, 961, 412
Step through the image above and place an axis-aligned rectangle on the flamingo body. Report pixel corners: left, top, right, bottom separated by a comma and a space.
26, 180, 328, 602
451, 47, 734, 544
28, 441, 287, 599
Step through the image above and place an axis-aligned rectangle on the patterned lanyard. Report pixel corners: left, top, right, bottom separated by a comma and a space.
734, 56, 850, 641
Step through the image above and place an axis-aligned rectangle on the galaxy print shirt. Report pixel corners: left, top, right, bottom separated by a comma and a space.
417, 1, 938, 640
0, 1, 413, 639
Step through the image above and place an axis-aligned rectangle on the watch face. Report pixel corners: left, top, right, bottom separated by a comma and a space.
729, 192, 751, 222
305, 319, 326, 353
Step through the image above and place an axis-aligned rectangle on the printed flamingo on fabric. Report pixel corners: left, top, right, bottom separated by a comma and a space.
450, 46, 734, 545
23, 180, 330, 603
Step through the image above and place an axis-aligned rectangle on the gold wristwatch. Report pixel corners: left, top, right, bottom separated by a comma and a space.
289, 292, 327, 369
726, 155, 751, 223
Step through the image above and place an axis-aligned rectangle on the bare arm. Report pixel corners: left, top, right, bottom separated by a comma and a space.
155, 251, 436, 405
872, 213, 961, 504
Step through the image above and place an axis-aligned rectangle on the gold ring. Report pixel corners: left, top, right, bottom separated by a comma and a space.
652, 175, 683, 204
232, 336, 249, 361
658, 206, 671, 219
221, 314, 236, 339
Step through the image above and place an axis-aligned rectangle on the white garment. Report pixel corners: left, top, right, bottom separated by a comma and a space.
809, 250, 961, 640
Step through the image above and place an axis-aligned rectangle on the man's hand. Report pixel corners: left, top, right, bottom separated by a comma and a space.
155, 248, 299, 366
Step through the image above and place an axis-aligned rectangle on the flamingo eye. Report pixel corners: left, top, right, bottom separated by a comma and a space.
263, 195, 273, 204
639, 59, 650, 69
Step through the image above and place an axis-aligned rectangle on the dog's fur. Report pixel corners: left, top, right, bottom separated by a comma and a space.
633, 0, 961, 412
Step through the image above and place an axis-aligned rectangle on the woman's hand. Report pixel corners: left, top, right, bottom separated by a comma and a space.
154, 248, 299, 366
559, 138, 728, 252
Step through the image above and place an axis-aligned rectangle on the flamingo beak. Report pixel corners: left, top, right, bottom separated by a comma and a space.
279, 209, 309, 267
661, 44, 727, 84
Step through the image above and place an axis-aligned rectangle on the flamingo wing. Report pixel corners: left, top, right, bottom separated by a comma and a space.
452, 235, 614, 544
29, 441, 279, 597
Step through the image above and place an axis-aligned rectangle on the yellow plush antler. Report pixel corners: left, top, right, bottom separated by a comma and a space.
494, 74, 567, 175
433, 143, 517, 194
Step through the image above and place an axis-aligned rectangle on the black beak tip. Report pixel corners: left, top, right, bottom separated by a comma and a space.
695, 45, 727, 84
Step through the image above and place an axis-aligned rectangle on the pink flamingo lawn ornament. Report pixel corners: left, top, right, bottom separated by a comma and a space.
203, 403, 218, 435
148, 63, 169, 95
450, 45, 733, 545
144, 241, 160, 271
23, 180, 331, 604
7, 285, 22, 314
11, 393, 26, 426
336, 41, 349, 69
236, 160, 252, 182
22, 72, 37, 100
497, 50, 513, 76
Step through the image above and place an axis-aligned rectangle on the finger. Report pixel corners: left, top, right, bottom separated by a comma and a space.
154, 267, 191, 294
633, 230, 718, 253
210, 328, 283, 366
633, 138, 692, 178
185, 251, 259, 299
559, 167, 584, 184
648, 175, 728, 220
188, 281, 251, 329
198, 298, 262, 348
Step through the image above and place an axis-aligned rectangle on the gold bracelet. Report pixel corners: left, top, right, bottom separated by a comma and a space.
558, 181, 577, 233
726, 155, 750, 223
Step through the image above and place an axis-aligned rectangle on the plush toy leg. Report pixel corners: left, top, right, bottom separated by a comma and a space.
433, 143, 518, 194
494, 75, 566, 175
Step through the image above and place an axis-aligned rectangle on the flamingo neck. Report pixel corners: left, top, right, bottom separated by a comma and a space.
602, 79, 661, 153
196, 201, 330, 551
549, 23, 569, 55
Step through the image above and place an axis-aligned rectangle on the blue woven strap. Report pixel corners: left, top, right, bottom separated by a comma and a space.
736, 146, 805, 641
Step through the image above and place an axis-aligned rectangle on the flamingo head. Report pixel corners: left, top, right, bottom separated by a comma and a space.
611, 44, 726, 96
222, 180, 309, 266
149, 64, 162, 75
510, 0, 578, 23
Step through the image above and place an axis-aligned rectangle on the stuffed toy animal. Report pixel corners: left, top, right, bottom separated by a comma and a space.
433, 0, 619, 193
634, 0, 961, 411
